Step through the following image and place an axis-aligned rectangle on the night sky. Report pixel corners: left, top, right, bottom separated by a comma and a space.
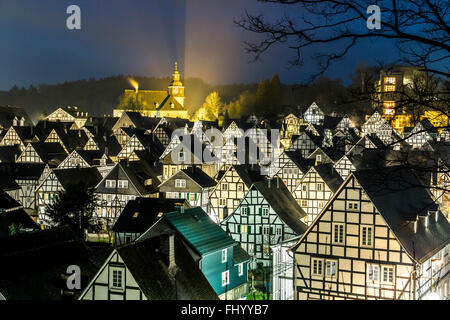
0, 0, 400, 90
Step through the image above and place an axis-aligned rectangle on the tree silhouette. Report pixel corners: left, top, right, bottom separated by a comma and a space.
46, 181, 98, 240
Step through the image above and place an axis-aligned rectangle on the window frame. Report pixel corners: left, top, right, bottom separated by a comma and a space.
222, 270, 230, 286
360, 225, 374, 247
332, 223, 345, 244
221, 248, 228, 263
311, 258, 324, 276
109, 266, 125, 292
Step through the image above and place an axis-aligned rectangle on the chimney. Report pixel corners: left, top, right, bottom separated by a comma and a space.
161, 231, 177, 274
413, 216, 419, 234
268, 178, 271, 188
78, 130, 81, 138
276, 177, 280, 188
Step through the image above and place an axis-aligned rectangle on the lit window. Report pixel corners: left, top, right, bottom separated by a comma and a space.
384, 77, 396, 85
382, 266, 394, 284
361, 225, 373, 247
367, 264, 380, 283
240, 225, 248, 233
332, 223, 345, 244
384, 85, 395, 92
175, 179, 186, 188
312, 258, 324, 276
222, 270, 229, 286
222, 248, 227, 263
326, 260, 337, 278
118, 180, 128, 189
110, 267, 124, 291
106, 180, 116, 189
238, 263, 244, 276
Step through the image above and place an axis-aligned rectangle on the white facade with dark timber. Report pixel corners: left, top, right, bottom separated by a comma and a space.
292, 168, 450, 300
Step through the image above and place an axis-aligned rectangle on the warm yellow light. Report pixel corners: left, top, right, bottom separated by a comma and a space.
128, 78, 139, 93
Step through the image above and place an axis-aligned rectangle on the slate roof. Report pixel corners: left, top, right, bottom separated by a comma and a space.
0, 106, 33, 129
53, 167, 103, 189
0, 163, 45, 180
354, 166, 450, 264
233, 164, 266, 188
251, 178, 308, 235
284, 151, 315, 172
117, 235, 219, 300
0, 145, 21, 163
112, 198, 189, 233
180, 166, 217, 188
30, 142, 67, 164
163, 207, 236, 255
0, 226, 112, 300
314, 163, 344, 192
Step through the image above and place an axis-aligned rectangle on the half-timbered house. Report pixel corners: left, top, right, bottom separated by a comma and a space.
273, 151, 315, 192
36, 167, 103, 227
291, 167, 450, 300
220, 177, 307, 266
303, 102, 325, 125
78, 233, 219, 300
139, 207, 250, 300
208, 164, 265, 223
159, 166, 216, 212
94, 160, 161, 226
293, 164, 344, 226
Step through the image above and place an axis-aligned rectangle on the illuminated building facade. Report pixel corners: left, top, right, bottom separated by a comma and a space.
114, 62, 188, 119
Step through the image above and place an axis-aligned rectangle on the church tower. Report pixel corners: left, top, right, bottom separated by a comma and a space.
168, 62, 185, 107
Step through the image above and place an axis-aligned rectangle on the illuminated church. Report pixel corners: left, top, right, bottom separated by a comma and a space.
114, 62, 188, 119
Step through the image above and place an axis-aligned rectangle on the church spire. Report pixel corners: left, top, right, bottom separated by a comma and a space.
171, 61, 183, 87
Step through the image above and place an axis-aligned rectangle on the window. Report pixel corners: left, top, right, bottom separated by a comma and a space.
384, 77, 396, 85
222, 183, 228, 191
382, 266, 394, 284
110, 267, 124, 291
316, 155, 322, 162
118, 180, 128, 189
348, 202, 359, 211
222, 271, 229, 286
238, 263, 244, 276
106, 180, 116, 189
332, 223, 345, 244
178, 151, 185, 161
302, 185, 307, 191
222, 248, 227, 263
175, 179, 186, 188
219, 198, 226, 206
312, 258, 324, 276
241, 206, 249, 216
275, 226, 282, 236
301, 200, 308, 207
361, 225, 373, 247
326, 260, 337, 278
262, 207, 269, 217
317, 183, 323, 191
367, 264, 380, 283
384, 85, 395, 92
237, 183, 244, 192
318, 201, 325, 208
262, 226, 271, 235
240, 225, 248, 233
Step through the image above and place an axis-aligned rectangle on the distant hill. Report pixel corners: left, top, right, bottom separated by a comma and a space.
0, 75, 368, 123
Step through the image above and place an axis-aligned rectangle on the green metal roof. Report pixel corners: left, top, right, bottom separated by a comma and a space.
164, 208, 236, 255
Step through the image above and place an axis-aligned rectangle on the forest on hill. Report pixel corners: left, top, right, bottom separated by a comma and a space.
0, 67, 376, 123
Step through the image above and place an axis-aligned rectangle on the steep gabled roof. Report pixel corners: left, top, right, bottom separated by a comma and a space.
353, 166, 450, 263
53, 167, 102, 189
116, 235, 219, 300
314, 163, 344, 192
112, 198, 189, 233
163, 207, 236, 255
251, 178, 308, 235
